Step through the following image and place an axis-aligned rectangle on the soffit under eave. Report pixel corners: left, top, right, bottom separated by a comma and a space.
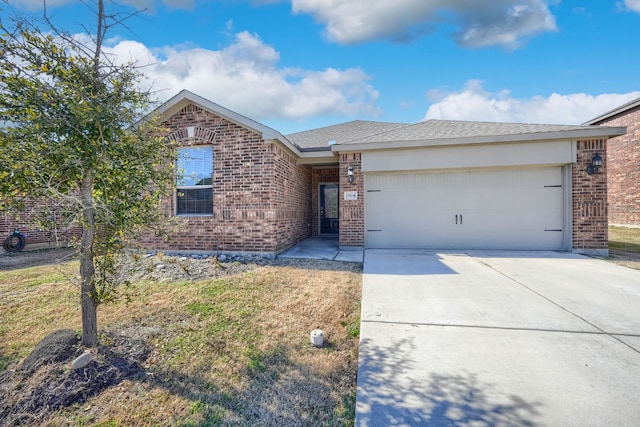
296, 154, 338, 166
264, 138, 336, 165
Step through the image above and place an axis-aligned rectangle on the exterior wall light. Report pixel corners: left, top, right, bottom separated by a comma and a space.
347, 166, 354, 183
586, 153, 603, 175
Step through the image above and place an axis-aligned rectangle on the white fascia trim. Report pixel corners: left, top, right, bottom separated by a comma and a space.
331, 127, 627, 153
584, 97, 640, 124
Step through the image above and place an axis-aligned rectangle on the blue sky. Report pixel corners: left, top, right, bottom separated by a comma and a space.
4, 0, 640, 134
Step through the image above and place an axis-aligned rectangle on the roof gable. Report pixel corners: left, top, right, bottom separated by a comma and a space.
155, 90, 284, 140
152, 90, 306, 157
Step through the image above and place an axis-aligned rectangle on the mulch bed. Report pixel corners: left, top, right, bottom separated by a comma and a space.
0, 329, 149, 426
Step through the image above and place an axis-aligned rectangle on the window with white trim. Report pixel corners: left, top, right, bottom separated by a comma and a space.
176, 146, 213, 215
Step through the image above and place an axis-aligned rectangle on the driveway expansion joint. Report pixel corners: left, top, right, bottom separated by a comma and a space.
361, 319, 640, 337
468, 254, 640, 355
358, 250, 640, 426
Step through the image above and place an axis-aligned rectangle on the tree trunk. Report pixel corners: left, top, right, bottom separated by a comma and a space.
80, 170, 98, 346
81, 0, 103, 348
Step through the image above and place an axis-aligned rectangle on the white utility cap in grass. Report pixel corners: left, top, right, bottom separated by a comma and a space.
310, 329, 324, 347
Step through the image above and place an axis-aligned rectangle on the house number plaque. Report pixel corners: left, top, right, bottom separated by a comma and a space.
344, 191, 358, 201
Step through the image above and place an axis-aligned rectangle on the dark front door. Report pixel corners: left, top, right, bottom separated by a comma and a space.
320, 183, 339, 234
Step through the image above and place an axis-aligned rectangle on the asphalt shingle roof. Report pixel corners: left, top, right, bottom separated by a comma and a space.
285, 120, 409, 149
344, 119, 602, 145
285, 119, 604, 150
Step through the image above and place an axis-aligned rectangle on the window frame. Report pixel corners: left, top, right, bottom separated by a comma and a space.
175, 145, 214, 217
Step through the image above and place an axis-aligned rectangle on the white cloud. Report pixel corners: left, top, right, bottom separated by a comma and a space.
622, 0, 640, 12
291, 0, 557, 48
105, 31, 380, 120
423, 80, 640, 124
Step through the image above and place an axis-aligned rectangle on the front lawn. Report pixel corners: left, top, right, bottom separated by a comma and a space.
0, 254, 362, 426
608, 225, 640, 270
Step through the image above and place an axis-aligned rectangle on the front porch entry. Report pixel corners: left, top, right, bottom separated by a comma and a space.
277, 236, 363, 263
319, 183, 339, 235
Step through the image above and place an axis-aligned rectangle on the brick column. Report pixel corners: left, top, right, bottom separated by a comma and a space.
573, 139, 608, 256
339, 153, 364, 248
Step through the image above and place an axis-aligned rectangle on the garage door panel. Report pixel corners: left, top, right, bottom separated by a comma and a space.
365, 168, 565, 250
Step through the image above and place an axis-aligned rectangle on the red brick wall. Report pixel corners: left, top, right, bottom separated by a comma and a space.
311, 167, 339, 236
573, 139, 608, 254
339, 153, 364, 248
138, 103, 311, 255
272, 144, 312, 252
591, 106, 640, 226
1, 200, 78, 251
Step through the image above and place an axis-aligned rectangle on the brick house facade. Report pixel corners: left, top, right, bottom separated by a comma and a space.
137, 103, 312, 254
1, 90, 625, 256
585, 97, 640, 227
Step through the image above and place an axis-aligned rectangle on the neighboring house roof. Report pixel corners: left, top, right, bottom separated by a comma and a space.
583, 96, 640, 125
332, 119, 626, 152
286, 120, 409, 150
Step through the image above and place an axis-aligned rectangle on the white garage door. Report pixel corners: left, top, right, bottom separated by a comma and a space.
365, 167, 566, 250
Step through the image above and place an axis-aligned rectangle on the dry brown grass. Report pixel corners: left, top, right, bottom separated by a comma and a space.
0, 256, 362, 426
0, 262, 79, 363
607, 226, 640, 270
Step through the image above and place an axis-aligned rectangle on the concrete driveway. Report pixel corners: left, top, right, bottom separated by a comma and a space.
356, 250, 640, 426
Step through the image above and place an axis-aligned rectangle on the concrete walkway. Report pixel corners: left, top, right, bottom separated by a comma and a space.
277, 237, 363, 263
356, 250, 640, 426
